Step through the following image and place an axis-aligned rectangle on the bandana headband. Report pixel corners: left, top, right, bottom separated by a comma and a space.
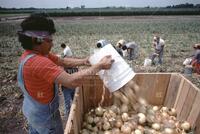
18, 30, 51, 39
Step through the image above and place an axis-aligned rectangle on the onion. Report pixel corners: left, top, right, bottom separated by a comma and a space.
147, 108, 155, 116
138, 97, 148, 106
168, 108, 177, 116
163, 119, 175, 129
138, 113, 146, 124
181, 121, 191, 131
152, 106, 159, 111
104, 131, 112, 134
134, 129, 143, 134
103, 121, 111, 131
87, 116, 94, 124
86, 124, 92, 130
152, 123, 161, 131
93, 117, 100, 124
121, 124, 132, 134
110, 105, 120, 114
146, 114, 155, 124
160, 107, 168, 112
115, 119, 123, 128
122, 113, 129, 122
81, 129, 90, 134
92, 126, 98, 132
112, 128, 120, 134
161, 112, 169, 119
95, 107, 104, 116
163, 128, 174, 134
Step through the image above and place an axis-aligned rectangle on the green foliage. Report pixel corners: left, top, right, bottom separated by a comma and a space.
0, 8, 200, 16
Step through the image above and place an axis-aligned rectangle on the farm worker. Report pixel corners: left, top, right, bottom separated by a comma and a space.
60, 43, 78, 117
122, 41, 139, 60
191, 43, 200, 74
60, 43, 73, 58
115, 39, 125, 57
17, 13, 114, 134
151, 36, 165, 65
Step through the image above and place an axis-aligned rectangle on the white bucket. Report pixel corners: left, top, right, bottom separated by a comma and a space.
89, 44, 135, 92
183, 58, 192, 66
144, 58, 152, 67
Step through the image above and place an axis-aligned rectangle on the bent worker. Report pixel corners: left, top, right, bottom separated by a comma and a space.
191, 43, 200, 75
115, 39, 125, 57
17, 13, 114, 134
122, 41, 139, 60
151, 36, 165, 65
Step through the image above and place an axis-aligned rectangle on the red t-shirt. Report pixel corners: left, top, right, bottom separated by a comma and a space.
20, 50, 64, 104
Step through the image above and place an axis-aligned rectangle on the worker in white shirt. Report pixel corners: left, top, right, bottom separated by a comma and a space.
151, 36, 165, 65
61, 43, 73, 58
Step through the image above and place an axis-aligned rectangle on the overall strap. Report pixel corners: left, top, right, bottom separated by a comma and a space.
17, 54, 35, 97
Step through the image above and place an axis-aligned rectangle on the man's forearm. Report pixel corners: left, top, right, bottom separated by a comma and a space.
58, 57, 86, 67
56, 63, 102, 88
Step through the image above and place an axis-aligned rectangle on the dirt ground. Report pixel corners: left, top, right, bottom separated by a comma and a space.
0, 16, 200, 133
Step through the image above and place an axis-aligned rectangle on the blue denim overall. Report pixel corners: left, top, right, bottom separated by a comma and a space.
62, 67, 78, 117
18, 54, 64, 134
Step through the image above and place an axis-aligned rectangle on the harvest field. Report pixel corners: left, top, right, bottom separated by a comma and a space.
0, 15, 200, 133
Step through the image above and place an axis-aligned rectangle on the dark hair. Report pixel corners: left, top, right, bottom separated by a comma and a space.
122, 45, 127, 50
18, 13, 56, 50
193, 45, 200, 49
61, 43, 66, 48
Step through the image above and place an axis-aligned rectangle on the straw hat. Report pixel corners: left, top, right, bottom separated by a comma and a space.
116, 39, 126, 47
193, 43, 200, 49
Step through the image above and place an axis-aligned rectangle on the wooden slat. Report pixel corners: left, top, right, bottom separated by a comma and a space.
187, 92, 200, 127
164, 74, 182, 108
134, 73, 170, 105
78, 87, 84, 129
73, 112, 79, 134
174, 80, 190, 119
82, 75, 112, 112
82, 77, 90, 112
173, 78, 185, 108
134, 74, 157, 103
149, 74, 170, 105
195, 112, 200, 134
75, 91, 81, 133
179, 86, 197, 121
64, 88, 79, 134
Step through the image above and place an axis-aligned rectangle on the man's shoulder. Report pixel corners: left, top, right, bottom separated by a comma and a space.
126, 42, 137, 47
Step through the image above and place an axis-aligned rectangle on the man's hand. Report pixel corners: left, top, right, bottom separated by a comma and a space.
98, 55, 114, 69
83, 57, 91, 66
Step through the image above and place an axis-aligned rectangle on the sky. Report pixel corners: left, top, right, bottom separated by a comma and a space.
0, 0, 200, 8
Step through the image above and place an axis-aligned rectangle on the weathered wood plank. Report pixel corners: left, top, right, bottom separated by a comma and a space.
187, 92, 200, 127
175, 80, 190, 119
164, 74, 182, 108
195, 112, 200, 134
134, 74, 157, 104
150, 74, 170, 105
134, 73, 170, 105
179, 86, 197, 121
64, 88, 79, 134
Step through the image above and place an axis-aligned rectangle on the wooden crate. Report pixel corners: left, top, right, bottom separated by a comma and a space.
64, 73, 200, 134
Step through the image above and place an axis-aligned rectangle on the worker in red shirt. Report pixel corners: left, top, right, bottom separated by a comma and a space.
17, 13, 114, 134
191, 43, 200, 74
